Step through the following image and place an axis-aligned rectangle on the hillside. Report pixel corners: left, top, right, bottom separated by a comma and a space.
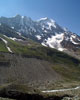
0, 34, 80, 89
0, 15, 80, 99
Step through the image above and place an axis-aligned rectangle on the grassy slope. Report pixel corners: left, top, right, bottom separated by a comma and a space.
0, 39, 8, 52
2, 35, 80, 81
0, 34, 80, 84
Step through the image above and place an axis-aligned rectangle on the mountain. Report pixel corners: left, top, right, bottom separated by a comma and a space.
0, 14, 80, 53
0, 15, 80, 99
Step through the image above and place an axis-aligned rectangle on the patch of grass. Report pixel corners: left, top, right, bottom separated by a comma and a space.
0, 40, 8, 52
52, 64, 80, 81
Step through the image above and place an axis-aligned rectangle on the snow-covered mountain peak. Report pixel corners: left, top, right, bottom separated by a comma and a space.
38, 17, 55, 23
0, 15, 80, 52
38, 17, 55, 22
38, 17, 56, 30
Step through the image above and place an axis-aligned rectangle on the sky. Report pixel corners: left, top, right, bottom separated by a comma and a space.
0, 0, 80, 35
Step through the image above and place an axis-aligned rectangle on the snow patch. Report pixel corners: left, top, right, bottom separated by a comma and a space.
4, 35, 23, 41
17, 32, 21, 36
1, 38, 8, 44
39, 17, 56, 29
70, 35, 79, 44
41, 43, 47, 47
0, 37, 12, 53
3, 35, 8, 38
9, 37, 23, 41
11, 27, 14, 29
36, 35, 41, 40
7, 47, 12, 53
48, 19, 56, 29
71, 35, 76, 39
78, 38, 80, 41
46, 33, 64, 50
42, 86, 80, 93
44, 30, 48, 33
47, 21, 56, 29
42, 33, 65, 51
58, 48, 65, 51
9, 37, 17, 41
